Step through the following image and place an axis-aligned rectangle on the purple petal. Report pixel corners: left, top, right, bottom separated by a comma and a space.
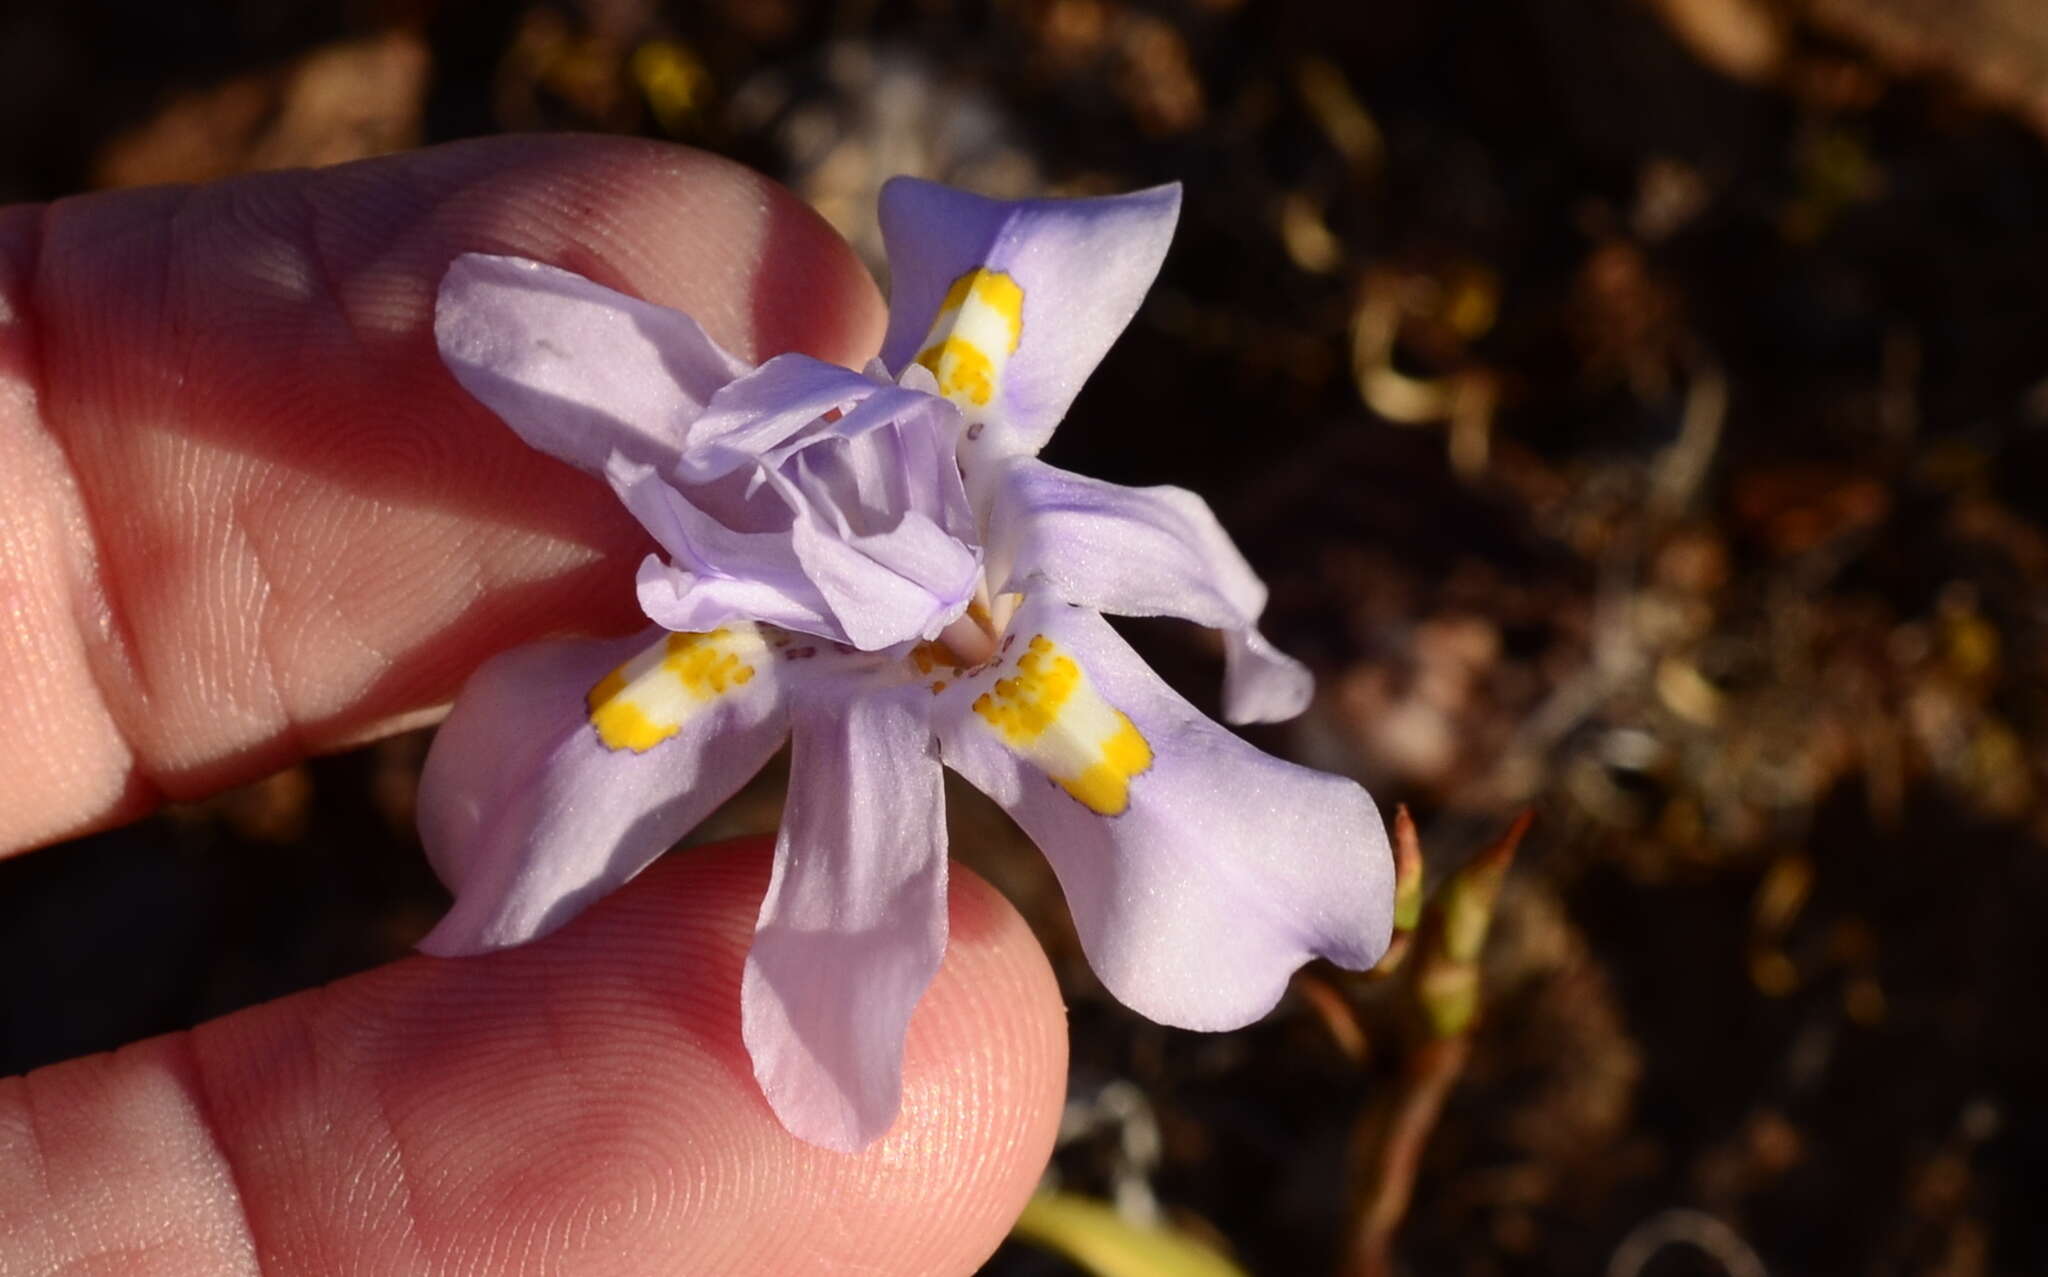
770, 376, 980, 547
845, 515, 984, 606
417, 624, 788, 955
675, 354, 875, 482
987, 457, 1312, 723
742, 675, 949, 1151
933, 596, 1393, 1030
1222, 629, 1314, 724
634, 555, 837, 638
780, 473, 979, 648
435, 254, 749, 474
609, 456, 842, 637
877, 179, 1180, 458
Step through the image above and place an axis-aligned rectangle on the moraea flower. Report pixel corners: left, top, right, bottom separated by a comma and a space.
420, 178, 1396, 1151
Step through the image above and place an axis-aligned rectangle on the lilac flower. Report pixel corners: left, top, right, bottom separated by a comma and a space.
418, 178, 1396, 1151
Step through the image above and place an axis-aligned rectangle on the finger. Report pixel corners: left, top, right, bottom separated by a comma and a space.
0, 839, 1065, 1275
0, 135, 887, 853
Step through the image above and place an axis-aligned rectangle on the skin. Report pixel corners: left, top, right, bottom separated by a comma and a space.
0, 136, 1067, 1274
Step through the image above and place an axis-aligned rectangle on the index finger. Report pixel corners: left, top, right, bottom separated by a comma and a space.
0, 136, 886, 854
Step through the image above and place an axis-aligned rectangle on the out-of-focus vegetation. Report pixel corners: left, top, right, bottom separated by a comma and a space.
5, 1, 2047, 1272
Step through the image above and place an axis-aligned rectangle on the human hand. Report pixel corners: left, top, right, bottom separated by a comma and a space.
0, 136, 1064, 1273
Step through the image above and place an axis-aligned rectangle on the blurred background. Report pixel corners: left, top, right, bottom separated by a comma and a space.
4, 0, 2047, 1273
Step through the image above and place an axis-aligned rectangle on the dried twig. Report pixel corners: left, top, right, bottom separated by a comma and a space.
1607, 1208, 1769, 1277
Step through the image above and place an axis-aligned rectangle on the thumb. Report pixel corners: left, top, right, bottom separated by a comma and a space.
0, 838, 1066, 1274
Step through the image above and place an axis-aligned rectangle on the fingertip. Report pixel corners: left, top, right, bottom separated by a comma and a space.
733, 165, 892, 372
387, 134, 885, 368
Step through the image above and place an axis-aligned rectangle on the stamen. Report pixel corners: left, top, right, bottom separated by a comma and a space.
937, 611, 996, 666
989, 591, 1021, 635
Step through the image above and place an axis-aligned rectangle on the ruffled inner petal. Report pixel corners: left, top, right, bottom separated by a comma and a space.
635, 555, 840, 639
790, 431, 911, 539
674, 354, 873, 482
611, 354, 982, 651
608, 456, 841, 638
783, 488, 976, 649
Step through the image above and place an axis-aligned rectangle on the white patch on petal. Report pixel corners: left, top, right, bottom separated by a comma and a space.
586, 625, 770, 752
913, 268, 1024, 415
958, 631, 1152, 815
